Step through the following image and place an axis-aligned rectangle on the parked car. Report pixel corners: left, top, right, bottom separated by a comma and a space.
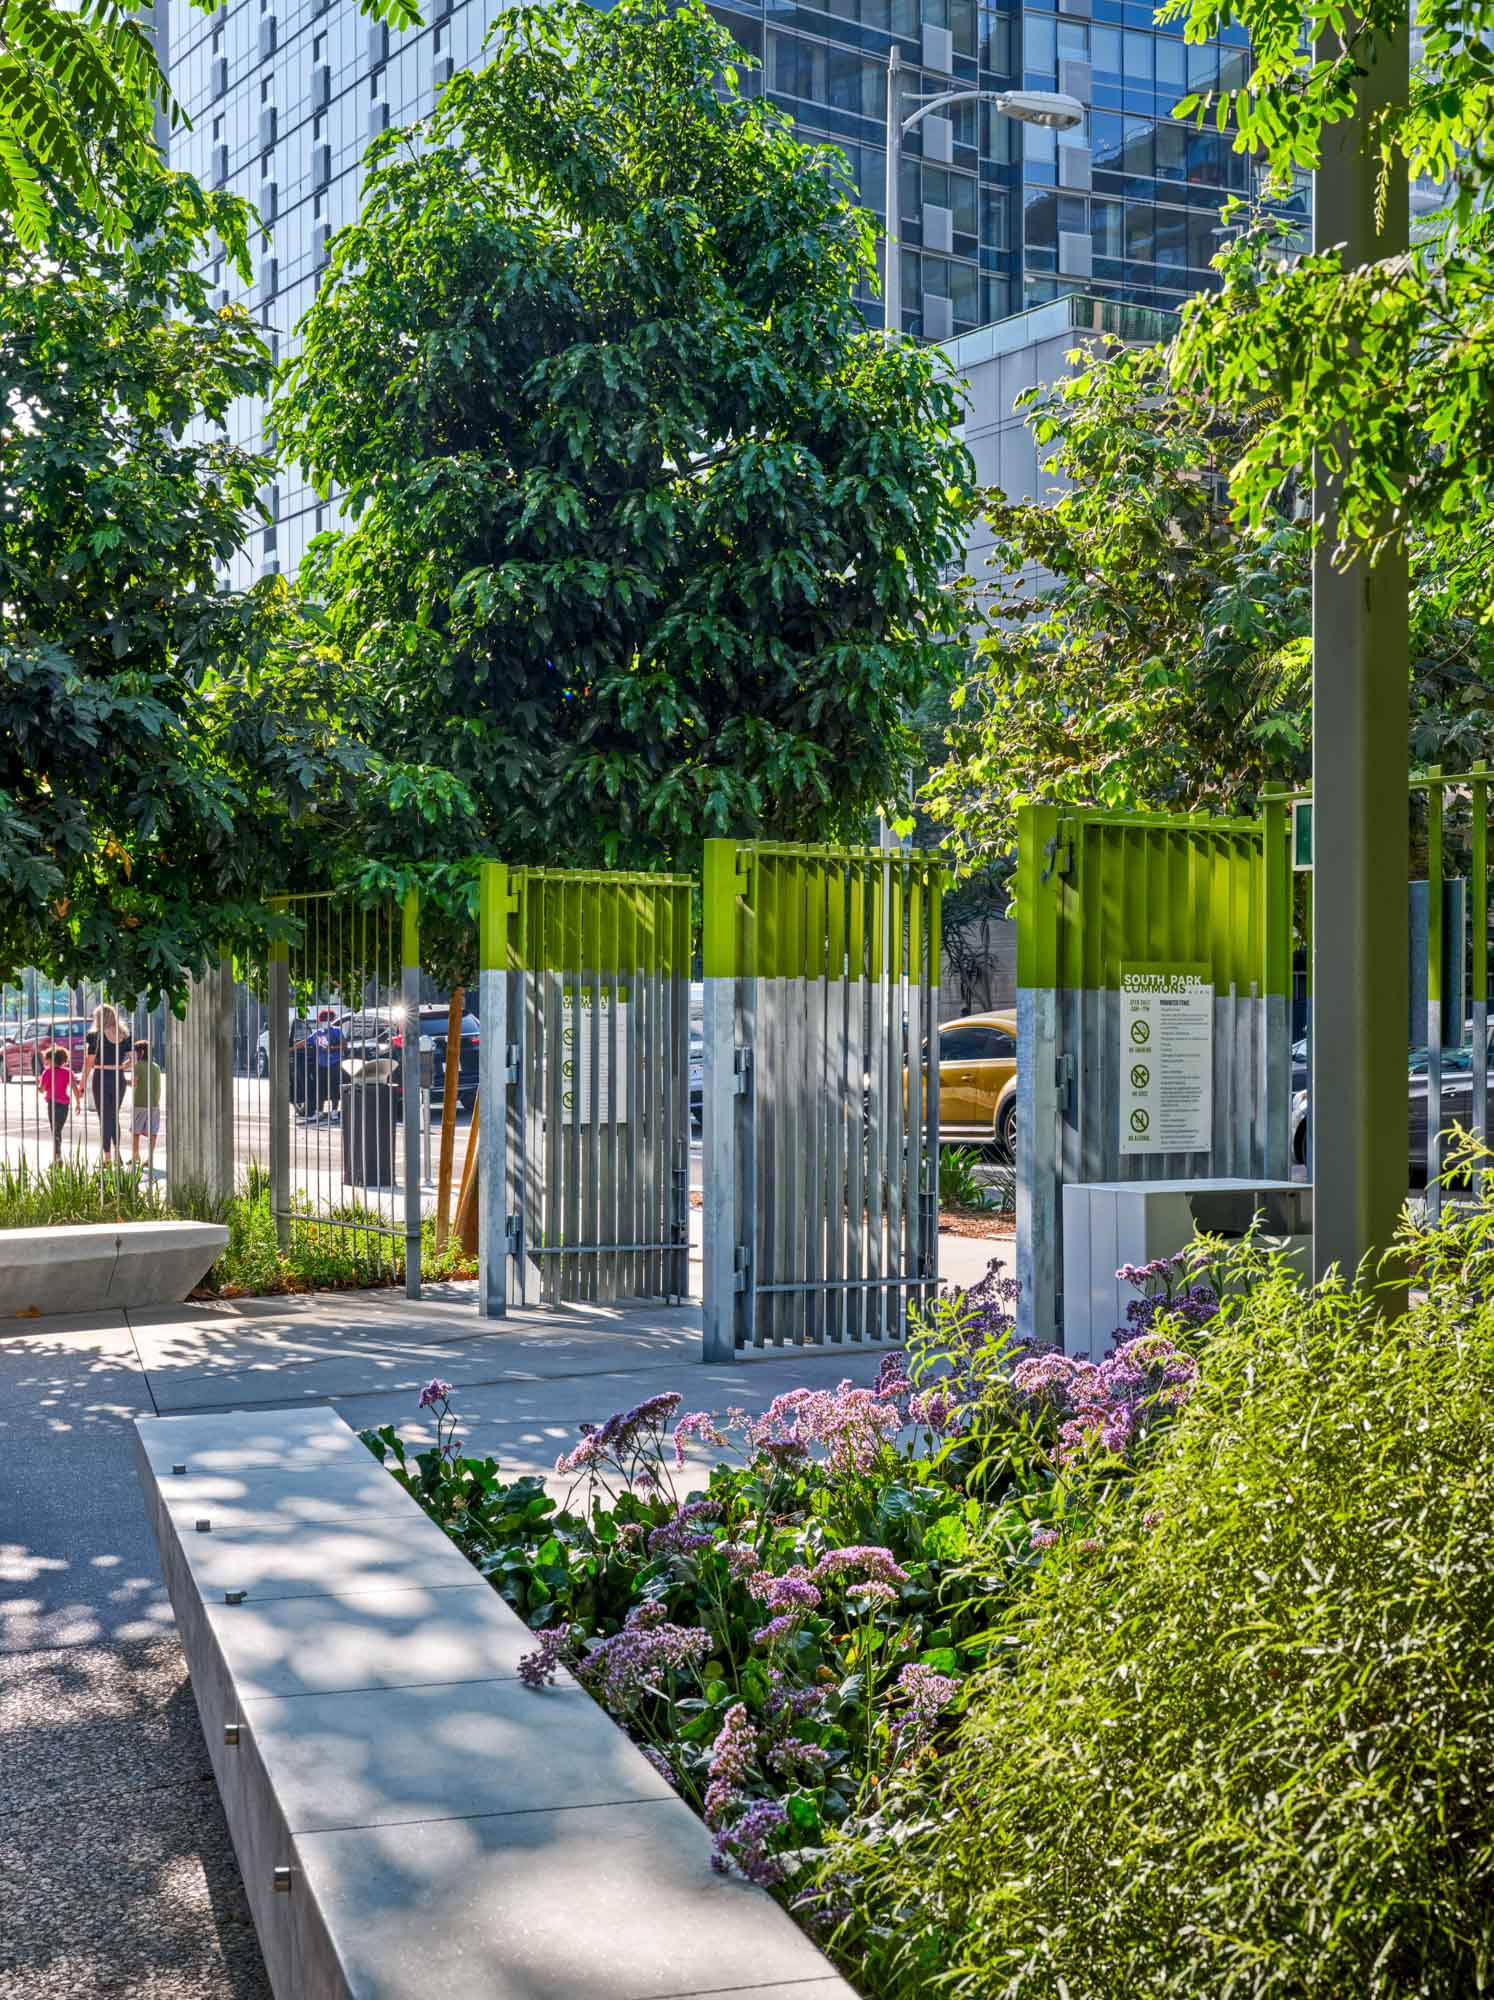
689, 1031, 703, 1130
345, 1005, 481, 1114
1291, 1042, 1494, 1183
2, 1017, 89, 1081
931, 1011, 1018, 1157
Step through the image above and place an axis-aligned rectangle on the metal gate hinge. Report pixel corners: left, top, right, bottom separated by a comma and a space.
733, 1048, 753, 1096
505, 1044, 521, 1084
1040, 835, 1073, 884
733, 1246, 752, 1293
505, 1212, 523, 1251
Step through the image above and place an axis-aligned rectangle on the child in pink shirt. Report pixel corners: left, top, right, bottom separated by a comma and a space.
38, 1045, 72, 1161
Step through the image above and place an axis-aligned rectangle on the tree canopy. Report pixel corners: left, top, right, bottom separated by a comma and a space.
276, 0, 974, 869
0, 172, 472, 997
924, 337, 1494, 866
0, 0, 417, 251
1163, 0, 1494, 620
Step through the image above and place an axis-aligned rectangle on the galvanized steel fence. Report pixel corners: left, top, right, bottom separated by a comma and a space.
255, 889, 425, 1294
477, 864, 692, 1313
701, 840, 943, 1360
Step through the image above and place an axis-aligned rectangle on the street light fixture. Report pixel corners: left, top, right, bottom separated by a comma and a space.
883, 45, 1083, 340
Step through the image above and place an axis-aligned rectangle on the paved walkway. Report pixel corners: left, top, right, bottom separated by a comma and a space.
0, 1271, 998, 1996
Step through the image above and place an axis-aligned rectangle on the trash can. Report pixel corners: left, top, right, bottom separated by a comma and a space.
342, 1076, 396, 1188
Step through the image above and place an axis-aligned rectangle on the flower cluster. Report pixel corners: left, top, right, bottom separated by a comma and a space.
418, 1377, 454, 1411
555, 1392, 684, 1495
734, 1381, 903, 1477
748, 1564, 822, 1613
704, 1701, 758, 1827
646, 1497, 723, 1558
713, 1798, 790, 1886
810, 1545, 909, 1588
574, 1603, 711, 1712
517, 1622, 576, 1689
670, 1409, 728, 1466
891, 1661, 960, 1748
1011, 1327, 1199, 1466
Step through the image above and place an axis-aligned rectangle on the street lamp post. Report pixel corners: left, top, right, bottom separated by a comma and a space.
882, 45, 1083, 341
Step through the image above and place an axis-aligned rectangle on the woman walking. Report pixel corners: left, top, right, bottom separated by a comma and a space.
78, 1003, 132, 1166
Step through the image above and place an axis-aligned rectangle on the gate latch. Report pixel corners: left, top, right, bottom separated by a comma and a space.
1056, 1051, 1075, 1114
733, 1245, 752, 1294
733, 1048, 753, 1097
505, 1044, 521, 1085
505, 1211, 523, 1253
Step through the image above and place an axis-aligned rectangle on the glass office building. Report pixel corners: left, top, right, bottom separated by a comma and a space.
163, 0, 1266, 583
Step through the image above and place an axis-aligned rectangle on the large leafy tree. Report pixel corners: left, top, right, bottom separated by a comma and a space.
1163, 0, 1494, 617
0, 0, 416, 250
925, 337, 1494, 865
0, 171, 473, 997
276, 0, 974, 867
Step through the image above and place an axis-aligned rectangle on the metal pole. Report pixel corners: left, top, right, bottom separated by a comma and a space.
477, 862, 511, 1319
401, 888, 422, 1299
268, 909, 290, 1251
883, 46, 901, 343
1310, 17, 1409, 1285
702, 839, 744, 1361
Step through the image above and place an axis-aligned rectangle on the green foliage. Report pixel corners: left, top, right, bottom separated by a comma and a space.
0, 0, 418, 251
925, 337, 1494, 864
0, 171, 477, 999
0, 1156, 172, 1225
829, 1226, 1494, 1999
0, 1161, 474, 1291
937, 1146, 989, 1213
276, 0, 974, 867
1163, 0, 1494, 618
359, 1260, 1204, 1890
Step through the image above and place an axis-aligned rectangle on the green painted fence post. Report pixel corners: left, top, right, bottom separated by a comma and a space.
477, 862, 510, 1318
702, 839, 752, 1361
1261, 786, 1293, 1180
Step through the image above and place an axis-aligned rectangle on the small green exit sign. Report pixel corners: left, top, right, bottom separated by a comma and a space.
1292, 799, 1312, 871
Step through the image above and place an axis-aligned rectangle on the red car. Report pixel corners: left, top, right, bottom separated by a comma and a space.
2, 1018, 90, 1082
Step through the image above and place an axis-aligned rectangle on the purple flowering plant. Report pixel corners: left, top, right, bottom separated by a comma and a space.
360, 1250, 1220, 1906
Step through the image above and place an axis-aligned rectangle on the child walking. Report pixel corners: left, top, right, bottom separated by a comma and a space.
130, 1040, 164, 1174
38, 1046, 72, 1162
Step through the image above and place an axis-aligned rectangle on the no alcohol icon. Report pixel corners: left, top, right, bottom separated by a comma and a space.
1129, 1108, 1150, 1135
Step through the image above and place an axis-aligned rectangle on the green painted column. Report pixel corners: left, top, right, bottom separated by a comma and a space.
1310, 18, 1409, 1285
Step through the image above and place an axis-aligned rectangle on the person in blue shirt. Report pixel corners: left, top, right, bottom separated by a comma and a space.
312, 1008, 344, 1121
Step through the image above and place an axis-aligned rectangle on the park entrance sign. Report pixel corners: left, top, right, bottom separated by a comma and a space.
1118, 964, 1214, 1156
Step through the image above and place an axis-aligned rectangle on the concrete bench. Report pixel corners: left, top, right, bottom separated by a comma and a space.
136, 1405, 859, 2000
0, 1219, 229, 1319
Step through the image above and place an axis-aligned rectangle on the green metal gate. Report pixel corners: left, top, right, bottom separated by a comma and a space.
1015, 803, 1290, 1344
477, 863, 692, 1312
701, 840, 943, 1360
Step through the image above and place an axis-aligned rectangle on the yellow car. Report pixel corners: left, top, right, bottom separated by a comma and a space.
934, 1011, 1017, 1156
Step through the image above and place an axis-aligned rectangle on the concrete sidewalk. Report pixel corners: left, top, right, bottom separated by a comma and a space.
0, 1280, 959, 1996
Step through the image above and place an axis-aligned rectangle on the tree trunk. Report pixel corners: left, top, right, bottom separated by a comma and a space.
454, 1095, 480, 1257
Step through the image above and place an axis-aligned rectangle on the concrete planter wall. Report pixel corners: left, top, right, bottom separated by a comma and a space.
0, 1220, 228, 1319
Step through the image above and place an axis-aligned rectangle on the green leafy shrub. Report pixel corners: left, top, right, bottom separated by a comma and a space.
0, 1160, 475, 1294
937, 1147, 989, 1213
828, 1227, 1494, 2000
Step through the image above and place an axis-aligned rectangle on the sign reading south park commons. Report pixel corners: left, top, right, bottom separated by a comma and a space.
1119, 963, 1213, 1156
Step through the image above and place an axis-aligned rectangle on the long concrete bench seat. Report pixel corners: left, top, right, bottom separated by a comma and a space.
136, 1405, 861, 2000
1, 1219, 228, 1319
